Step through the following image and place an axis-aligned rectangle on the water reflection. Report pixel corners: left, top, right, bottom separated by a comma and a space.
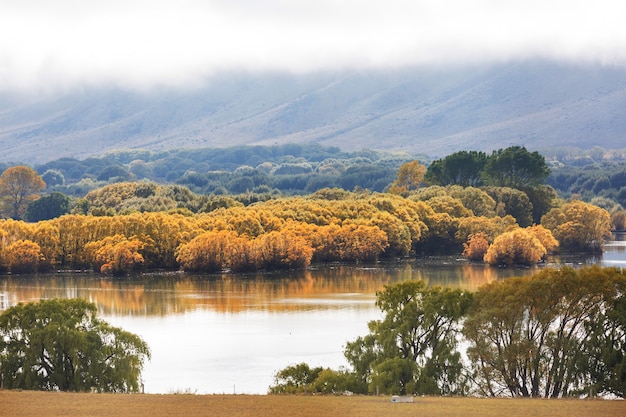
0, 260, 549, 316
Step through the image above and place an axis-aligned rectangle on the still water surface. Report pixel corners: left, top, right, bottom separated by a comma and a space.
1, 241, 624, 394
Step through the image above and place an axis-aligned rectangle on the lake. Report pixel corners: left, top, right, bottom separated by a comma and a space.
1, 239, 624, 394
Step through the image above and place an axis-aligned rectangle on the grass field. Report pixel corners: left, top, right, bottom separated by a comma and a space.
1, 391, 625, 417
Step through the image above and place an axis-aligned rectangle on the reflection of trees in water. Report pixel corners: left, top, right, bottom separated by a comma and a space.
0, 269, 393, 316
0, 254, 613, 316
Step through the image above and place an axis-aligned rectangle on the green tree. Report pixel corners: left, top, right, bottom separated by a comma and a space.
0, 298, 150, 392
0, 166, 46, 219
344, 281, 473, 395
463, 267, 626, 398
484, 186, 534, 227
586, 277, 626, 397
269, 363, 323, 394
483, 146, 550, 189
425, 151, 488, 187
41, 169, 65, 187
25, 192, 71, 221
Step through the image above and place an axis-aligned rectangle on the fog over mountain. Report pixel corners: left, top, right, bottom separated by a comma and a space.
1, 61, 625, 165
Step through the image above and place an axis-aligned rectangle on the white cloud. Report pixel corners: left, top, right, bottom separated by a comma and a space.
1, 0, 626, 92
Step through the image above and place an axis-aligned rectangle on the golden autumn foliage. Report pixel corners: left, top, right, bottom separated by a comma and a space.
85, 235, 145, 275
4, 240, 46, 273
0, 166, 46, 220
311, 223, 389, 262
525, 224, 559, 254
253, 230, 313, 270
541, 200, 612, 252
0, 185, 615, 274
484, 228, 547, 265
388, 160, 426, 194
176, 230, 238, 272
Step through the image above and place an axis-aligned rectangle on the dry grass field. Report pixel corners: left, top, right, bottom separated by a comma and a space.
1, 390, 625, 417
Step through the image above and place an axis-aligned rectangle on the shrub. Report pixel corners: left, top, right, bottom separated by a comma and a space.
484, 229, 546, 265
462, 232, 490, 261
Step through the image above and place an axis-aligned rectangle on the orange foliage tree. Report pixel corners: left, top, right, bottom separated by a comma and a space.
462, 232, 490, 261
253, 230, 313, 270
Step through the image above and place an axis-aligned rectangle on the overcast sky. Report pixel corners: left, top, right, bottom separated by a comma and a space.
2, 0, 626, 92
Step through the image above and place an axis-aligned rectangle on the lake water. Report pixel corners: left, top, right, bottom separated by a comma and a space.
1, 240, 624, 394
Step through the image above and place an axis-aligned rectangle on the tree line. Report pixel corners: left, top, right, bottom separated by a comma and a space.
0, 187, 612, 275
33, 144, 416, 196
0, 143, 622, 219
0, 144, 620, 274
270, 266, 626, 398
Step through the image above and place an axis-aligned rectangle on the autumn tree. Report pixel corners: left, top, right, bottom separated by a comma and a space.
541, 200, 612, 252
483, 228, 546, 265
525, 224, 559, 255
0, 166, 46, 219
253, 230, 313, 270
0, 299, 150, 392
85, 235, 145, 275
176, 230, 237, 272
3, 239, 46, 273
462, 232, 490, 261
388, 160, 426, 194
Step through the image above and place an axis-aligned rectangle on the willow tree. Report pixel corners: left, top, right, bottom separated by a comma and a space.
541, 200, 612, 252
0, 298, 150, 392
463, 267, 626, 398
344, 281, 473, 395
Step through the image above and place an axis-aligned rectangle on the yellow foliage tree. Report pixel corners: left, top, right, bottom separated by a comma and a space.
525, 224, 559, 255
484, 228, 546, 265
176, 230, 240, 272
4, 239, 46, 273
541, 200, 611, 252
85, 235, 144, 275
455, 215, 518, 244
388, 160, 426, 195
253, 230, 313, 270
0, 166, 46, 220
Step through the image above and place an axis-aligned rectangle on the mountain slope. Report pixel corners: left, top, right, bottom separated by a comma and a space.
1, 61, 625, 165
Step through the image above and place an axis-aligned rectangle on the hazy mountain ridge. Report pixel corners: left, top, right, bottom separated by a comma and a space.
1, 61, 625, 165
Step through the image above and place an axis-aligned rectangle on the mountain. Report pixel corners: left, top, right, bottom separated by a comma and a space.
1, 61, 625, 165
